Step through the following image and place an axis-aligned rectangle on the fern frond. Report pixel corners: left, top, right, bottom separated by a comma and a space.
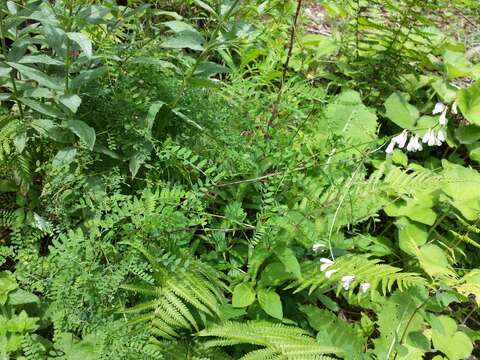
121, 243, 224, 339
199, 321, 340, 359
289, 256, 426, 296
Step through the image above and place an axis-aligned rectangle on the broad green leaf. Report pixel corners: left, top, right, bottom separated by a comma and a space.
6, 310, 39, 332
19, 98, 63, 118
458, 80, 480, 125
7, 289, 39, 305
469, 143, 480, 163
0, 271, 17, 305
163, 21, 197, 33
31, 119, 72, 143
143, 101, 165, 134
59, 94, 82, 114
161, 30, 205, 51
443, 49, 472, 79
70, 67, 107, 90
192, 0, 216, 14
259, 262, 294, 287
67, 32, 93, 59
384, 92, 419, 129
129, 152, 144, 179
13, 132, 27, 153
432, 79, 457, 103
442, 160, 480, 220
219, 303, 246, 320
6, 1, 17, 14
0, 66, 12, 77
130, 57, 177, 69
195, 62, 230, 77
8, 62, 62, 90
19, 54, 63, 66
456, 270, 480, 305
274, 247, 301, 278
65, 120, 96, 150
232, 283, 255, 308
172, 109, 203, 130
77, 5, 111, 24
257, 288, 283, 319
455, 125, 480, 144
430, 315, 473, 360
396, 218, 428, 255
52, 148, 77, 168
325, 90, 378, 145
385, 198, 437, 225
418, 244, 453, 278
0, 180, 17, 192
33, 212, 52, 233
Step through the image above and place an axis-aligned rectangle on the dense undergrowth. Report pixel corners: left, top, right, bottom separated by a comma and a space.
1, 0, 480, 359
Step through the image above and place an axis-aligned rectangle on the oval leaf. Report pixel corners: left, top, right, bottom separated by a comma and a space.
65, 120, 96, 150
257, 288, 283, 319
232, 283, 255, 308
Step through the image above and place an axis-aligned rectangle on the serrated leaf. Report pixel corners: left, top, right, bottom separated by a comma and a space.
274, 247, 301, 278
67, 32, 93, 59
65, 120, 96, 150
257, 288, 283, 319
232, 283, 255, 308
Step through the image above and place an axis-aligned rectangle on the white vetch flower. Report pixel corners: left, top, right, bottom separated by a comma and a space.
320, 258, 334, 272
438, 107, 448, 126
312, 243, 324, 252
432, 102, 446, 115
451, 101, 458, 115
385, 140, 396, 154
325, 269, 338, 278
360, 282, 371, 293
341, 275, 356, 290
437, 128, 446, 143
406, 135, 422, 152
392, 130, 408, 148
422, 129, 437, 146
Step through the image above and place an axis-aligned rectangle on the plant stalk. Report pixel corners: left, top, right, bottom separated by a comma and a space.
0, 11, 24, 118
266, 0, 303, 134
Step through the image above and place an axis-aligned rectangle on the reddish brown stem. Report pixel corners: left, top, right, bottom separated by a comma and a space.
266, 0, 303, 134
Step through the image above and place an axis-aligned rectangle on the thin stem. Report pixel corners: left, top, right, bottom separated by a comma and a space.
0, 11, 24, 118
64, 1, 74, 93
266, 0, 303, 134
392, 295, 433, 360
170, 0, 241, 108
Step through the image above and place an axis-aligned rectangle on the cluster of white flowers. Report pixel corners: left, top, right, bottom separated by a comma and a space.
312, 243, 325, 252
385, 101, 455, 155
319, 258, 370, 293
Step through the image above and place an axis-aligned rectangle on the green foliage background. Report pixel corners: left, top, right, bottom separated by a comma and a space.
1, 0, 480, 359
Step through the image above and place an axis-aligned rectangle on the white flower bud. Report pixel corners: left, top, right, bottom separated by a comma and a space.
341, 275, 356, 290
432, 102, 445, 115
